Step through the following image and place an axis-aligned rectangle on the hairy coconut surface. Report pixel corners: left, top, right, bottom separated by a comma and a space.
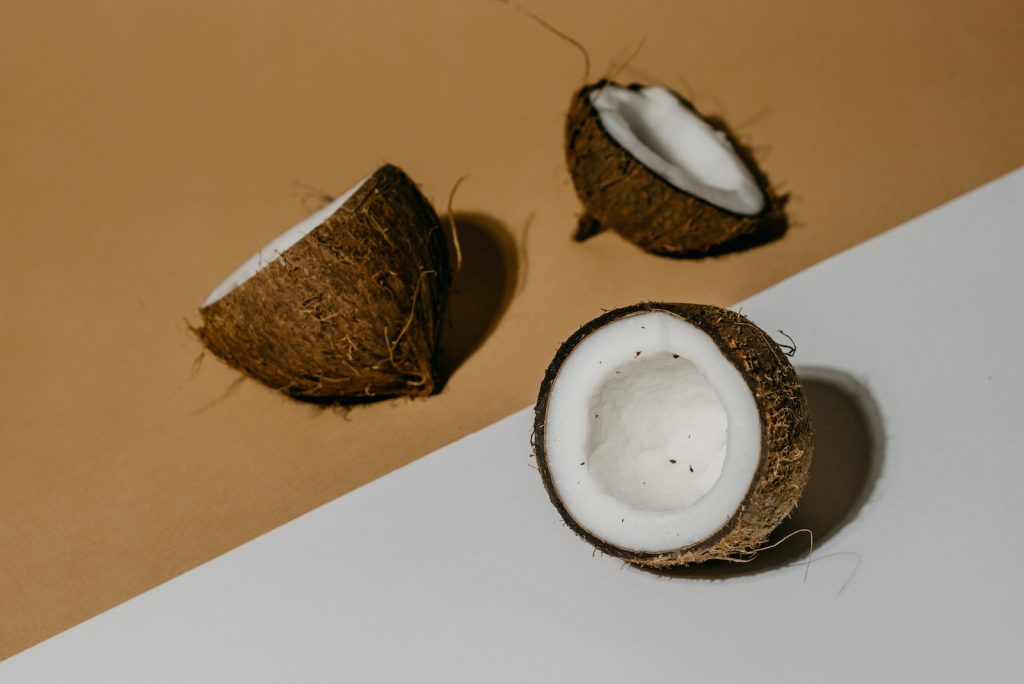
565, 81, 787, 256
533, 303, 812, 567
197, 164, 451, 400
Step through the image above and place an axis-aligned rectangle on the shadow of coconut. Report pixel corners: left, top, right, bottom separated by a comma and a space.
639, 367, 884, 579
434, 212, 518, 387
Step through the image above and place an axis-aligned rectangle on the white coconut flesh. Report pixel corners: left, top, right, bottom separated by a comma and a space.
544, 311, 761, 553
202, 175, 370, 307
589, 84, 765, 215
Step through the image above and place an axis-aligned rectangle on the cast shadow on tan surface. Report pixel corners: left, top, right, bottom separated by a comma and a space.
434, 212, 519, 388
637, 367, 884, 580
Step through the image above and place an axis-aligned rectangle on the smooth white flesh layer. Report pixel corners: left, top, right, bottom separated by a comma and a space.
544, 311, 760, 553
203, 176, 369, 307
590, 84, 764, 215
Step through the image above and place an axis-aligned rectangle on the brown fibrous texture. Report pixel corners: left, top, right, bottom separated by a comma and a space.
565, 81, 787, 256
196, 164, 451, 400
532, 302, 813, 567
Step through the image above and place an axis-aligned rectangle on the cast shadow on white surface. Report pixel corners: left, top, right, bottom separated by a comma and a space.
435, 212, 518, 388
640, 367, 884, 579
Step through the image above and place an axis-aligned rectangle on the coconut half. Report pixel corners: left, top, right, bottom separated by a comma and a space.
565, 81, 785, 256
196, 164, 451, 400
533, 303, 812, 567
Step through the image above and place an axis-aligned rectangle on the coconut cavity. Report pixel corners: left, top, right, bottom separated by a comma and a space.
587, 352, 727, 512
565, 81, 786, 256
196, 164, 451, 401
534, 303, 813, 567
589, 84, 763, 215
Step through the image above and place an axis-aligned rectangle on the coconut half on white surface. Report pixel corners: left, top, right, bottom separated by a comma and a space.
533, 303, 812, 567
566, 81, 786, 256
196, 164, 452, 401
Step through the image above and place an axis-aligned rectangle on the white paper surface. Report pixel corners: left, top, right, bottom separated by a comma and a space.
5, 169, 1024, 682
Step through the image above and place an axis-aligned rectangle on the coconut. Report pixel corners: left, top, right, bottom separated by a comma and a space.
532, 303, 812, 567
196, 164, 451, 400
565, 81, 786, 256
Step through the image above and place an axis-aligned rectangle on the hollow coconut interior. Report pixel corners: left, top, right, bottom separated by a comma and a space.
203, 175, 370, 307
590, 84, 764, 215
544, 311, 760, 553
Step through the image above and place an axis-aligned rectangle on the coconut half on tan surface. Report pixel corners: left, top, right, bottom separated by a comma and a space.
566, 81, 786, 256
533, 303, 812, 567
196, 164, 451, 401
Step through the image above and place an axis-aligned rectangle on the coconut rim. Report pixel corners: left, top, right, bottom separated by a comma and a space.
573, 80, 772, 220
534, 303, 772, 563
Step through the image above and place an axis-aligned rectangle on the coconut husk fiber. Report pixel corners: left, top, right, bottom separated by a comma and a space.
197, 164, 451, 401
565, 81, 788, 256
532, 302, 813, 567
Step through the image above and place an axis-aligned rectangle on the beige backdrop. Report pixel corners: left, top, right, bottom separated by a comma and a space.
2, 0, 1022, 659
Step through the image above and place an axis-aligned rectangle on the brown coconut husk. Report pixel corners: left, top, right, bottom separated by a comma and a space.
196, 164, 451, 401
532, 302, 813, 567
565, 81, 788, 256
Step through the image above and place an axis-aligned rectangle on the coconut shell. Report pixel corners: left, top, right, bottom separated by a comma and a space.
565, 81, 787, 256
533, 302, 813, 567
197, 164, 451, 400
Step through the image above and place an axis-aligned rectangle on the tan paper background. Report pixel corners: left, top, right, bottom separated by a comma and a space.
2, 0, 1022, 659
